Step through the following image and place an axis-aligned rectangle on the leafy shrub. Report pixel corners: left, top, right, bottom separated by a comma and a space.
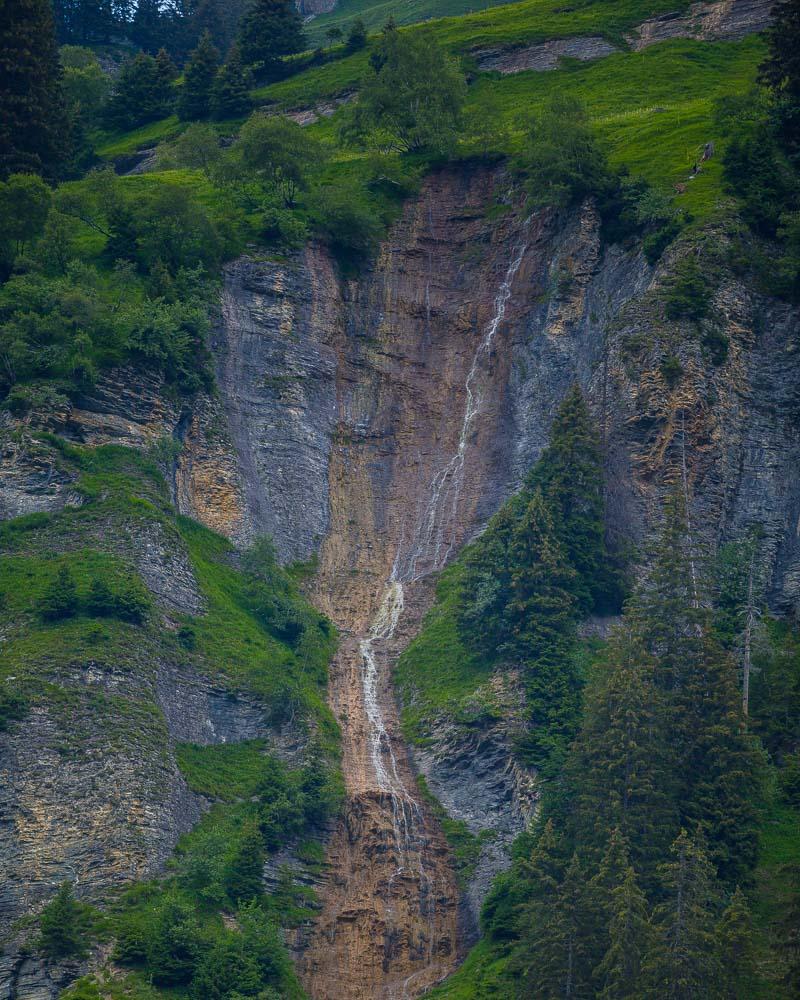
660, 354, 684, 387
0, 680, 26, 731
310, 183, 383, 264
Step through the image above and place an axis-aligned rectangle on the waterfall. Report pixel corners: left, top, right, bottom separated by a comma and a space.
395, 224, 530, 583
354, 224, 529, 997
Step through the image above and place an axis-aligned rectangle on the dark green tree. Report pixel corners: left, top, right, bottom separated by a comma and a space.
39, 881, 89, 959
38, 565, 78, 621
530, 384, 620, 614
237, 0, 305, 80
146, 896, 201, 986
86, 577, 115, 617
104, 53, 173, 129
508, 490, 582, 768
524, 94, 615, 209
715, 887, 757, 999
233, 112, 325, 206
344, 29, 466, 154
759, 0, 800, 154
0, 0, 69, 177
179, 31, 220, 121
568, 625, 677, 880
594, 865, 652, 1000
346, 17, 368, 52
155, 47, 178, 86
210, 45, 251, 121
644, 830, 722, 1000
225, 820, 265, 902
0, 173, 51, 258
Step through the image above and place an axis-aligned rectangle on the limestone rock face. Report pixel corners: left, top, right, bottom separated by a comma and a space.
3, 155, 800, 1000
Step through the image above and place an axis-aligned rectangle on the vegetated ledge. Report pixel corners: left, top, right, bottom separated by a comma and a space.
474, 0, 772, 74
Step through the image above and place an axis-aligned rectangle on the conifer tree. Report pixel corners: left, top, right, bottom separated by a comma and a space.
0, 0, 69, 177
758, 0, 800, 153
155, 48, 178, 87
38, 566, 79, 621
530, 384, 618, 613
594, 865, 651, 1000
569, 625, 678, 879
508, 489, 581, 768
644, 830, 722, 999
225, 820, 265, 902
238, 0, 305, 80
513, 832, 589, 998
211, 46, 251, 121
39, 881, 88, 958
715, 887, 757, 999
104, 52, 173, 129
179, 31, 220, 121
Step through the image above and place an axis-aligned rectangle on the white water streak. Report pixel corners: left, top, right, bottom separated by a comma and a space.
397, 224, 530, 582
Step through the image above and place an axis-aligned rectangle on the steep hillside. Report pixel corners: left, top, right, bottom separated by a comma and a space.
2, 0, 799, 998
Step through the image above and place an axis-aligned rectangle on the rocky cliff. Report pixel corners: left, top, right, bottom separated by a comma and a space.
2, 158, 799, 999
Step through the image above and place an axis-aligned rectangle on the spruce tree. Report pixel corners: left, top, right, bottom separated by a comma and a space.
179, 31, 220, 121
155, 47, 178, 87
225, 821, 265, 902
104, 53, 173, 129
759, 0, 800, 154
38, 566, 79, 621
238, 0, 305, 80
39, 881, 88, 958
211, 46, 251, 121
568, 626, 678, 880
644, 830, 723, 1000
530, 385, 618, 613
715, 887, 757, 999
594, 865, 651, 1000
0, 0, 69, 177
508, 490, 581, 768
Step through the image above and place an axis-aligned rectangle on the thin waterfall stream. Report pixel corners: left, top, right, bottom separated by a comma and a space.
353, 226, 530, 997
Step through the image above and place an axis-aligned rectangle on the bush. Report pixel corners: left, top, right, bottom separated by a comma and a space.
660, 354, 684, 387
0, 680, 26, 731
664, 256, 710, 321
310, 183, 383, 264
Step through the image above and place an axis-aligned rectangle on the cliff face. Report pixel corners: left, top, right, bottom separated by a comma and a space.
2, 161, 799, 999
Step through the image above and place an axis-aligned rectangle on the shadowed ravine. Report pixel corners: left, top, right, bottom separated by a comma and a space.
297, 213, 533, 999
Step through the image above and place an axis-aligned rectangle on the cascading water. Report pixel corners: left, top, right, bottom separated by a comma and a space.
396, 224, 530, 583
353, 225, 531, 997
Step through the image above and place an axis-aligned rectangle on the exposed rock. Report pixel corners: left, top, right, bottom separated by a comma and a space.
477, 35, 617, 74
627, 0, 773, 50
475, 0, 772, 75
0, 425, 83, 519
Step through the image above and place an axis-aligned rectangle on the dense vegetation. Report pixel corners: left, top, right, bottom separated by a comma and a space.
2, 0, 800, 998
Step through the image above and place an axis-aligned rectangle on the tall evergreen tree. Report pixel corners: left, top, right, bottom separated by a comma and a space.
508, 489, 581, 769
759, 0, 800, 154
715, 887, 757, 999
211, 45, 251, 120
594, 865, 652, 1000
530, 384, 619, 613
38, 566, 78, 621
568, 625, 678, 879
644, 830, 722, 1000
104, 52, 174, 129
0, 0, 69, 177
225, 820, 265, 902
238, 0, 305, 80
38, 881, 88, 958
179, 30, 220, 121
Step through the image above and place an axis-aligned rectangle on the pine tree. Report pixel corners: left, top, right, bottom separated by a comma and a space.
38, 566, 79, 621
86, 577, 115, 617
530, 385, 619, 614
758, 0, 800, 154
238, 0, 305, 80
515, 852, 591, 998
179, 31, 220, 121
644, 830, 723, 1000
211, 46, 251, 120
508, 490, 582, 768
155, 48, 178, 87
225, 820, 265, 902
346, 17, 368, 53
0, 0, 69, 177
715, 887, 757, 999
130, 0, 164, 53
568, 626, 678, 880
594, 865, 651, 1000
39, 881, 88, 958
104, 52, 173, 129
